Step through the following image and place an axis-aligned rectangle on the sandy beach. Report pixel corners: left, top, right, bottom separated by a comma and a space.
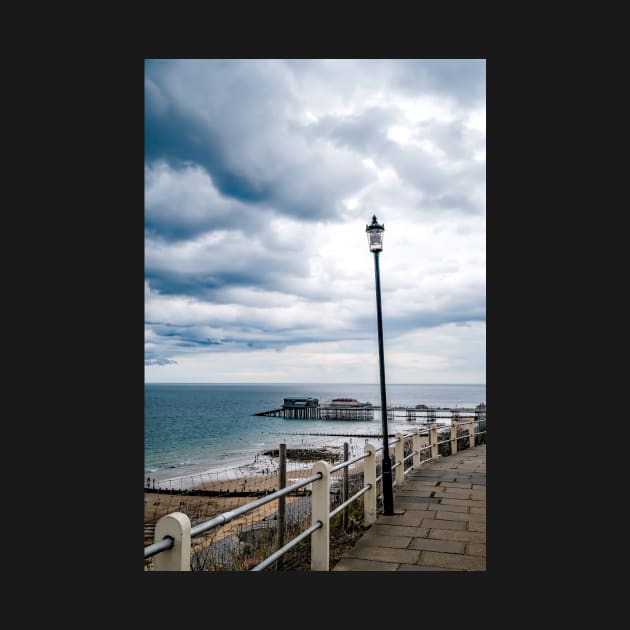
144, 435, 430, 554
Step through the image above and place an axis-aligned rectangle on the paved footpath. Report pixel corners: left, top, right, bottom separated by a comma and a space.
333, 443, 486, 571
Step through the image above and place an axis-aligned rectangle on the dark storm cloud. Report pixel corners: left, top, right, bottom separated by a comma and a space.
146, 311, 354, 355
144, 266, 301, 299
388, 302, 486, 333
144, 161, 271, 241
144, 60, 485, 375
144, 103, 275, 206
145, 59, 484, 240
144, 226, 312, 299
354, 292, 486, 337
145, 59, 373, 222
144, 358, 178, 366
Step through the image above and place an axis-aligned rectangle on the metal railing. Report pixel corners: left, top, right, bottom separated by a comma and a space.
144, 469, 323, 562
145, 419, 485, 571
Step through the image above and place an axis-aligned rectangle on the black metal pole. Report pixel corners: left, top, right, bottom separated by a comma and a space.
373, 250, 394, 515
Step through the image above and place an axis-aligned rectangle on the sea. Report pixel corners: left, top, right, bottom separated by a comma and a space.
144, 383, 486, 486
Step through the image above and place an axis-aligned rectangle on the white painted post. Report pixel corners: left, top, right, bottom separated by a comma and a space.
469, 421, 476, 448
153, 512, 191, 571
311, 460, 330, 571
450, 421, 458, 456
412, 428, 421, 467
363, 442, 377, 525
394, 432, 404, 485
430, 424, 438, 460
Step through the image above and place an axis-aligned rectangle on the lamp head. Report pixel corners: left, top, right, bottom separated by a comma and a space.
366, 214, 384, 252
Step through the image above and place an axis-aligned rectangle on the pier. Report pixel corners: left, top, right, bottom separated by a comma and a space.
254, 399, 486, 424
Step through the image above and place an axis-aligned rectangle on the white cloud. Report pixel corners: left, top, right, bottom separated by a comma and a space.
145, 322, 485, 384
145, 59, 485, 383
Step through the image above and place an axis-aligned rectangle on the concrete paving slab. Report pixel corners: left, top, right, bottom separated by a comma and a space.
332, 558, 399, 571
357, 533, 412, 548
346, 545, 421, 565
420, 518, 467, 530
428, 528, 486, 543
466, 543, 486, 556
419, 551, 486, 571
408, 538, 466, 554
435, 511, 485, 522
370, 524, 429, 538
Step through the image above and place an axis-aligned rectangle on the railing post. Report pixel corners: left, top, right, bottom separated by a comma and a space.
277, 443, 287, 570
412, 428, 421, 467
311, 460, 330, 571
394, 432, 404, 485
363, 442, 377, 525
469, 420, 476, 448
430, 423, 438, 460
450, 420, 458, 456
342, 442, 349, 531
153, 512, 191, 571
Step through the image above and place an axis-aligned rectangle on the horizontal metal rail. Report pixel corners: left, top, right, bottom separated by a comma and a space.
329, 451, 369, 473
329, 484, 371, 519
403, 451, 417, 463
189, 472, 322, 538
144, 535, 174, 559
392, 461, 401, 471
250, 521, 322, 572
256, 482, 377, 571
146, 461, 351, 559
374, 432, 415, 455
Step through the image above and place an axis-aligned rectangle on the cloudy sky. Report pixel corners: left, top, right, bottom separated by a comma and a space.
144, 59, 485, 384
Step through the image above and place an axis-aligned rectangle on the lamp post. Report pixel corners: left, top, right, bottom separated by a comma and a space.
366, 214, 395, 515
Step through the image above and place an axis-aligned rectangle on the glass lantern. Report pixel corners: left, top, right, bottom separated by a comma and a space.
366, 214, 384, 252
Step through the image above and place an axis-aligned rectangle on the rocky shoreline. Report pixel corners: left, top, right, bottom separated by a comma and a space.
262, 446, 342, 463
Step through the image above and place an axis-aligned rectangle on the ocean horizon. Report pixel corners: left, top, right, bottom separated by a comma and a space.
144, 382, 486, 486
